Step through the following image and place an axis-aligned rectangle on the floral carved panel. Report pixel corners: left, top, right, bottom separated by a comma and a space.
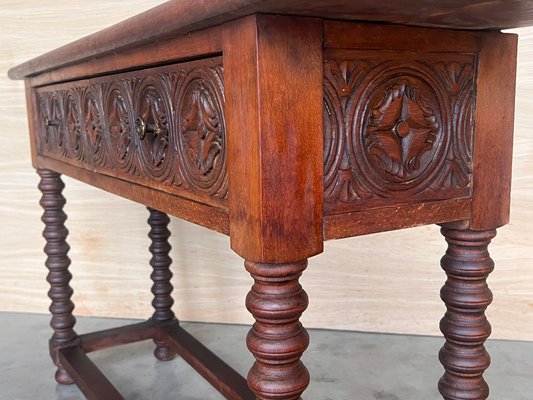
324, 54, 475, 213
135, 78, 173, 181
35, 57, 227, 207
38, 92, 68, 158
105, 82, 135, 172
176, 65, 227, 198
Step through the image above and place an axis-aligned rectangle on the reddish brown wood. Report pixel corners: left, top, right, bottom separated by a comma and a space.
37, 156, 230, 235
29, 25, 223, 87
58, 346, 124, 400
38, 168, 78, 385
223, 18, 320, 396
323, 28, 476, 215
7, 0, 533, 82
223, 15, 324, 263
161, 324, 255, 400
147, 207, 177, 361
34, 57, 228, 209
61, 319, 257, 399
324, 21, 478, 52
324, 198, 471, 240
25, 83, 39, 167
80, 320, 157, 353
470, 32, 518, 230
438, 222, 496, 400
245, 260, 310, 400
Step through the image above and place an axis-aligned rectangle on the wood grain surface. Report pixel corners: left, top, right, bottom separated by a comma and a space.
9, 0, 533, 81
1, 1, 532, 341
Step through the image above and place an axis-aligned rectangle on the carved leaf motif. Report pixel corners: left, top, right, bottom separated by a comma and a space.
181, 84, 222, 178
365, 81, 439, 180
325, 60, 370, 102
323, 56, 474, 212
139, 86, 169, 167
38, 93, 65, 154
65, 91, 83, 161
38, 94, 52, 149
51, 95, 65, 151
108, 89, 130, 161
433, 62, 473, 95
324, 164, 373, 203
84, 94, 102, 154
176, 68, 226, 197
35, 58, 227, 205
324, 60, 377, 203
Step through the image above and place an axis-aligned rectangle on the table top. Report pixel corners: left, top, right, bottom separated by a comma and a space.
8, 0, 533, 80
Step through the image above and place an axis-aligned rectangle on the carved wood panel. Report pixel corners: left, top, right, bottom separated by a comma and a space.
35, 57, 227, 208
324, 52, 475, 214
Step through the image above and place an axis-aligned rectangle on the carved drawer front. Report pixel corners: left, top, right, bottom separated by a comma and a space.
323, 51, 475, 214
35, 57, 227, 208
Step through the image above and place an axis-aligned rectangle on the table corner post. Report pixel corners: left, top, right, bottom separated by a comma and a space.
471, 30, 518, 231
222, 14, 325, 399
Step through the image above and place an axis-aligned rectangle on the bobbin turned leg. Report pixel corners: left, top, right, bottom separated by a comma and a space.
438, 222, 497, 400
245, 260, 310, 400
223, 14, 323, 400
147, 207, 177, 361
37, 169, 78, 385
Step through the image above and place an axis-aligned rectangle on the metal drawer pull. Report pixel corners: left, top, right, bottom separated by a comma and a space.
44, 118, 60, 127
135, 117, 164, 140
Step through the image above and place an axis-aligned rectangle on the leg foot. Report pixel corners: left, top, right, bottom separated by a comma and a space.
438, 223, 496, 400
54, 368, 74, 385
153, 344, 176, 361
147, 207, 177, 361
245, 260, 310, 400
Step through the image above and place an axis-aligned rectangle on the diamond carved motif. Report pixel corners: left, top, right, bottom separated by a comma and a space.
323, 56, 475, 213
365, 81, 440, 180
176, 66, 227, 198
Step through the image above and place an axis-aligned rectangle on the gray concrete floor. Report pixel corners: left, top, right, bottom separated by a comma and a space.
0, 312, 532, 399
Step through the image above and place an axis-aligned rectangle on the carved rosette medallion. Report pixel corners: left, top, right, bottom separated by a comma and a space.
64, 90, 84, 162
105, 82, 136, 173
176, 66, 227, 198
38, 92, 66, 156
38, 93, 53, 152
324, 57, 474, 213
135, 77, 173, 181
81, 87, 106, 166
358, 75, 447, 194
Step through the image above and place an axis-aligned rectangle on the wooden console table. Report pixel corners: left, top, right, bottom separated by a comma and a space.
9, 1, 531, 399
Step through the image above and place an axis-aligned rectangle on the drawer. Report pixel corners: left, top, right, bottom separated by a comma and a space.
35, 44, 476, 216
35, 57, 227, 208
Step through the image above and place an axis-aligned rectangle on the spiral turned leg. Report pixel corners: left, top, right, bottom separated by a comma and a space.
245, 260, 310, 400
147, 207, 176, 361
38, 169, 78, 385
438, 223, 497, 400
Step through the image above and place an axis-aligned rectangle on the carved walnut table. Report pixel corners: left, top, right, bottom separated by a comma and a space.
9, 1, 532, 399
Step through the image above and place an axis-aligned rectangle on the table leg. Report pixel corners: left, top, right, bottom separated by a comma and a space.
438, 222, 496, 400
147, 207, 176, 361
37, 168, 78, 384
244, 260, 310, 400
223, 16, 323, 398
